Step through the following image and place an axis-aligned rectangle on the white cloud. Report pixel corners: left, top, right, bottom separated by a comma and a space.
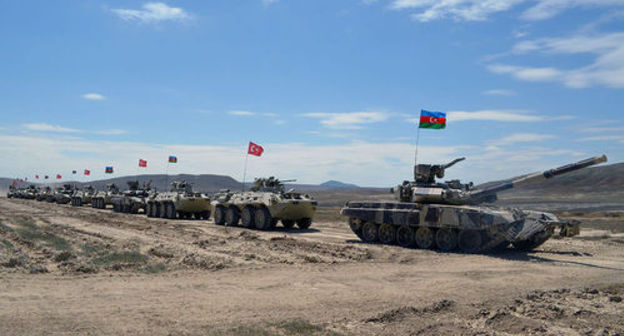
303, 111, 389, 129
579, 135, 624, 143
82, 93, 106, 101
492, 133, 556, 146
96, 129, 128, 135
409, 110, 543, 122
581, 126, 624, 133
228, 110, 256, 116
488, 32, 624, 88
21, 123, 126, 136
111, 2, 191, 23
387, 0, 624, 22
482, 89, 517, 96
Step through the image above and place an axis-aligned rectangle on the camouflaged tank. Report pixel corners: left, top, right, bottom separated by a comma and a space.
212, 177, 317, 230
341, 155, 607, 252
91, 183, 120, 209
54, 184, 76, 204
111, 181, 154, 214
71, 185, 96, 206
146, 181, 211, 219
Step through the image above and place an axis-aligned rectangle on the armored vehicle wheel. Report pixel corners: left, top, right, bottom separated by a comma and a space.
167, 203, 177, 219
459, 230, 483, 252
160, 203, 168, 218
214, 206, 226, 225
241, 206, 255, 228
225, 206, 240, 226
414, 227, 435, 249
154, 203, 161, 217
271, 218, 278, 229
282, 219, 295, 229
396, 225, 415, 247
146, 203, 152, 217
378, 223, 396, 244
201, 211, 210, 220
361, 222, 379, 243
254, 206, 272, 230
77, 198, 83, 206
436, 229, 458, 251
296, 218, 312, 230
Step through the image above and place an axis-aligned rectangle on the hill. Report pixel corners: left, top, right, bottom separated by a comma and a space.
320, 180, 359, 188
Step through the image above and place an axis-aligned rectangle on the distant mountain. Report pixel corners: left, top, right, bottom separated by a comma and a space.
320, 180, 359, 189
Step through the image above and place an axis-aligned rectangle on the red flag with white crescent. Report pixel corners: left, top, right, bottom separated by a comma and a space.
138, 159, 147, 168
247, 141, 264, 157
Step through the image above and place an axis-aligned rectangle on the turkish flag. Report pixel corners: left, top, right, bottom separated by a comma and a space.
138, 159, 147, 167
56, 174, 62, 180
84, 169, 90, 176
248, 141, 264, 157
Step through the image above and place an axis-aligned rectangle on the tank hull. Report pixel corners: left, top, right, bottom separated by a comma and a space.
340, 201, 578, 252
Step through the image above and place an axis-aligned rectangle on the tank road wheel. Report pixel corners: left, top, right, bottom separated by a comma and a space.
214, 206, 226, 225
436, 228, 458, 252
414, 227, 435, 249
254, 206, 272, 230
396, 225, 415, 248
458, 230, 483, 253
281, 219, 295, 229
225, 206, 240, 226
378, 223, 396, 244
361, 222, 380, 243
241, 206, 256, 228
296, 218, 312, 230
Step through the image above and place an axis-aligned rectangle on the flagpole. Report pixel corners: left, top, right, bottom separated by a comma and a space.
414, 126, 422, 166
165, 161, 170, 191
241, 153, 249, 192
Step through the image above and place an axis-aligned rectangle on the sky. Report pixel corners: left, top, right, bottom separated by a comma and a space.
1, 0, 623, 187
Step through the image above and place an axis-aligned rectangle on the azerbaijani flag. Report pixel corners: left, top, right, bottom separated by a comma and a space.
105, 166, 114, 174
419, 110, 446, 129
168, 156, 177, 163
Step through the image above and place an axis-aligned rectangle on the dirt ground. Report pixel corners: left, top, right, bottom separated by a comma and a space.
0, 198, 623, 336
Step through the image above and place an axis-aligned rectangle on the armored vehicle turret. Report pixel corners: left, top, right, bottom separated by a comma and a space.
54, 184, 76, 204
111, 181, 154, 214
18, 185, 39, 200
341, 155, 607, 252
71, 185, 96, 206
91, 183, 120, 209
146, 181, 211, 219
212, 177, 317, 230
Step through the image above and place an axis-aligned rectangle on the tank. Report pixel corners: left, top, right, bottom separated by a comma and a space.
54, 184, 76, 204
341, 155, 608, 252
110, 181, 154, 214
146, 181, 211, 219
91, 183, 120, 209
22, 185, 39, 200
71, 185, 96, 206
212, 177, 317, 230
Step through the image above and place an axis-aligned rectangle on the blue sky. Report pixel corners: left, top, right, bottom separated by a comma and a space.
1, 0, 623, 186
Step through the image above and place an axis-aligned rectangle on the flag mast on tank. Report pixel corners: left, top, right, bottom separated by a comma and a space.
242, 141, 264, 191
415, 109, 447, 166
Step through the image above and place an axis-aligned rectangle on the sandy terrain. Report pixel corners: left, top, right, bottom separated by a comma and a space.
1, 198, 623, 335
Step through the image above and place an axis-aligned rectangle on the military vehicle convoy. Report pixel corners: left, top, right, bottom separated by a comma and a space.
91, 183, 120, 209
341, 155, 607, 253
111, 181, 154, 214
212, 177, 317, 230
7, 185, 16, 198
53, 184, 76, 204
71, 185, 96, 206
146, 181, 211, 219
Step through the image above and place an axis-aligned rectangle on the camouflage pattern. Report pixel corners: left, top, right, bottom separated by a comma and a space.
110, 181, 155, 214
341, 155, 607, 252
71, 185, 96, 206
212, 177, 317, 230
146, 181, 211, 219
53, 184, 76, 204
91, 183, 120, 209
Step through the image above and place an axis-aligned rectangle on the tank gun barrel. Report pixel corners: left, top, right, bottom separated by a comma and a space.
469, 155, 607, 201
443, 157, 465, 169
280, 179, 297, 183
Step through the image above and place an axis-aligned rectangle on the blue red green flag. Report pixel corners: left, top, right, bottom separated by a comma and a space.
168, 156, 177, 163
105, 166, 114, 174
419, 110, 446, 129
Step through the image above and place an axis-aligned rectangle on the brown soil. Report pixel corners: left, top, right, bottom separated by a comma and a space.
1, 198, 623, 335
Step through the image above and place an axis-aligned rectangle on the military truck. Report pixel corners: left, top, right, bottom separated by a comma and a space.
212, 177, 317, 230
110, 181, 154, 214
91, 183, 120, 209
54, 184, 76, 204
341, 155, 607, 252
146, 181, 211, 219
71, 185, 96, 206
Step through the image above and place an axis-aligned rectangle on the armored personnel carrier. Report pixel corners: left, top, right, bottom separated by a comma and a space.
91, 183, 120, 209
110, 181, 154, 214
212, 177, 317, 230
71, 185, 96, 206
22, 185, 39, 200
54, 184, 76, 204
146, 181, 211, 219
36, 186, 53, 201
341, 155, 607, 252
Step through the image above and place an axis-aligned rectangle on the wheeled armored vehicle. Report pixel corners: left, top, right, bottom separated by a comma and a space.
111, 181, 154, 214
54, 184, 76, 204
71, 185, 96, 206
341, 155, 607, 252
212, 177, 317, 230
91, 183, 120, 209
146, 181, 211, 219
